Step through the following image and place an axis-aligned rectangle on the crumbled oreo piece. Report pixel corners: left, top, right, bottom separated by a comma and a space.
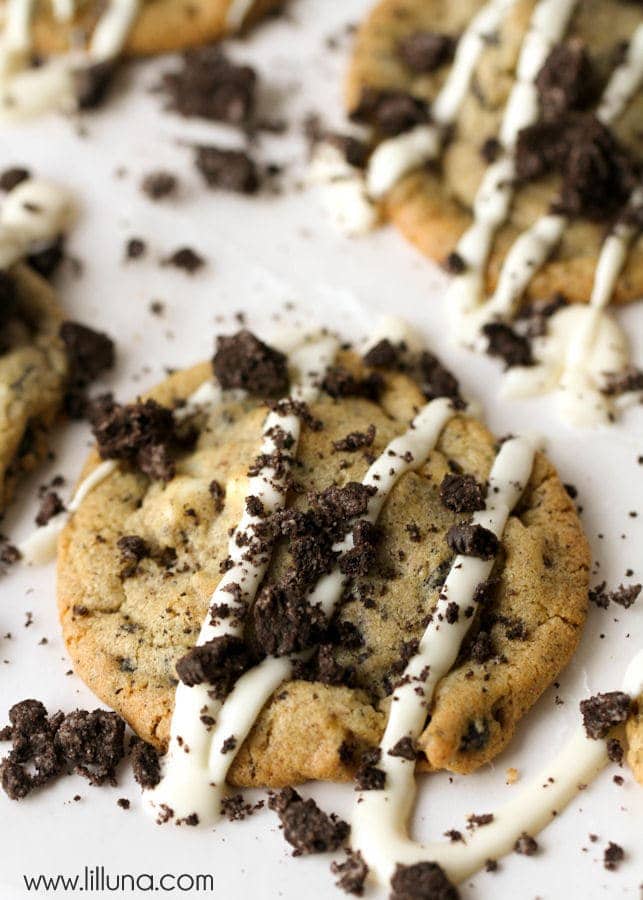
175, 635, 250, 697
467, 812, 494, 830
350, 88, 429, 136
162, 247, 205, 274
117, 535, 151, 578
446, 524, 499, 560
0, 700, 63, 799
607, 738, 624, 764
55, 710, 125, 786
482, 322, 534, 369
27, 236, 66, 280
321, 366, 383, 401
0, 167, 30, 192
580, 691, 632, 740
141, 171, 178, 200
516, 115, 635, 221
73, 60, 118, 110
363, 338, 400, 369
388, 736, 418, 761
326, 133, 371, 169
160, 49, 256, 125
535, 39, 596, 117
390, 861, 460, 900
60, 321, 115, 419
130, 739, 161, 789
221, 793, 264, 821
252, 584, 325, 656
125, 237, 146, 260
514, 832, 539, 856
194, 146, 260, 194
269, 787, 349, 855
440, 473, 486, 513
339, 520, 380, 577
459, 718, 490, 752
333, 424, 376, 453
444, 251, 467, 275
89, 396, 180, 481
611, 583, 641, 609
331, 849, 368, 896
0, 537, 21, 573
35, 491, 64, 527
603, 841, 624, 871
602, 367, 643, 396
418, 351, 465, 408
355, 748, 385, 791
213, 330, 289, 397
398, 30, 456, 73
481, 137, 502, 163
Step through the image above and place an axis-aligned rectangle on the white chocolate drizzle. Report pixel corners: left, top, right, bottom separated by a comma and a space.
0, 177, 76, 269
351, 435, 537, 883
309, 142, 380, 237
0, 0, 140, 119
149, 393, 458, 825
366, 0, 515, 200
147, 335, 339, 824
19, 379, 224, 566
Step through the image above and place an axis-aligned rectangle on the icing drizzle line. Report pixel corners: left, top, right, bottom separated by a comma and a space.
149, 393, 458, 824
351, 435, 538, 882
0, 176, 76, 270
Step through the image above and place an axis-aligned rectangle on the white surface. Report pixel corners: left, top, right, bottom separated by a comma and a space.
0, 2, 642, 897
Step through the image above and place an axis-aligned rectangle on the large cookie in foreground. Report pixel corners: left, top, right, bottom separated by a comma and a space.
57, 348, 590, 785
25, 0, 286, 57
346, 0, 643, 305
0, 264, 68, 512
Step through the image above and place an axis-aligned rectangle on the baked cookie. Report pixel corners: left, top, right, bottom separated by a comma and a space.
626, 694, 643, 785
57, 330, 590, 788
346, 0, 643, 305
0, 264, 68, 511
18, 0, 286, 58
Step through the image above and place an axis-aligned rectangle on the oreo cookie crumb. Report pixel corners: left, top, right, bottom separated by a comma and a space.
363, 339, 399, 368
269, 787, 349, 855
213, 330, 288, 397
514, 832, 539, 855
175, 635, 250, 697
536, 39, 596, 117
440, 473, 486, 513
482, 322, 534, 369
355, 748, 385, 791
141, 171, 178, 201
388, 736, 418, 761
221, 794, 264, 821
60, 321, 115, 419
160, 49, 256, 125
131, 739, 161, 789
162, 247, 205, 274
321, 366, 383, 401
73, 60, 118, 109
55, 709, 125, 786
331, 849, 368, 896
333, 424, 376, 453
390, 861, 460, 900
603, 841, 624, 871
580, 691, 632, 740
446, 524, 499, 560
350, 87, 429, 136
0, 167, 30, 192
195, 146, 260, 194
398, 31, 456, 73
35, 491, 64, 527
125, 238, 146, 260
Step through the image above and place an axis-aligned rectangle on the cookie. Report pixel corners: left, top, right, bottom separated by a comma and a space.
57, 334, 590, 787
25, 0, 286, 57
346, 0, 643, 305
626, 695, 643, 784
0, 264, 68, 512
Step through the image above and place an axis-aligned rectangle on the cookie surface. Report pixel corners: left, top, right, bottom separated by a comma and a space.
347, 0, 643, 305
57, 347, 590, 785
627, 696, 643, 784
0, 264, 67, 512
25, 0, 285, 57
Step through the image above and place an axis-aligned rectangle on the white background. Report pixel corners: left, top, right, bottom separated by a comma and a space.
0, 1, 642, 897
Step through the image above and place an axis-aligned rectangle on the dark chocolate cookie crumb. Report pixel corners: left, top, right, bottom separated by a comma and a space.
388, 736, 418, 761
55, 709, 125, 786
117, 797, 130, 809
467, 812, 494, 830
195, 145, 260, 194
606, 738, 624, 764
446, 523, 499, 560
350, 88, 429, 136
252, 584, 325, 656
398, 31, 456, 73
514, 832, 539, 856
331, 849, 368, 896
390, 861, 460, 900
162, 247, 205, 274
125, 237, 146, 260
333, 424, 376, 453
603, 841, 624, 871
355, 748, 385, 791
417, 351, 465, 408
321, 366, 383, 401
89, 395, 182, 481
363, 339, 400, 369
221, 793, 264, 821
131, 739, 161, 789
444, 251, 467, 275
73, 60, 118, 110
213, 330, 289, 397
602, 367, 643, 396
141, 171, 178, 201
269, 787, 349, 855
440, 473, 486, 513
611, 583, 641, 609
326, 133, 371, 169
0, 167, 30, 192
580, 691, 632, 740
175, 635, 250, 698
535, 39, 596, 117
35, 491, 65, 527
160, 49, 256, 125
482, 322, 534, 369
60, 321, 115, 419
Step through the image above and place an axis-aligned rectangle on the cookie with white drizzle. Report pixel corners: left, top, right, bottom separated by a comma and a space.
346, 0, 643, 305
56, 327, 590, 795
0, 0, 285, 119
